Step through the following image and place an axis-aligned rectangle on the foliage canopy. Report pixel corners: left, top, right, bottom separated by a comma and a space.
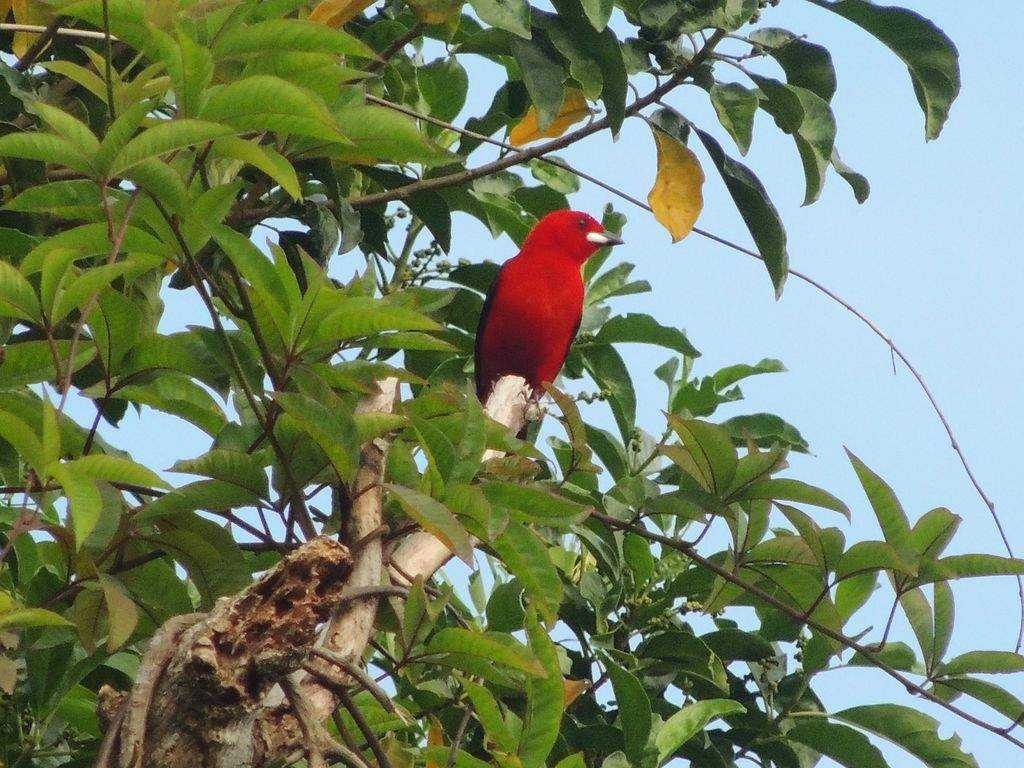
0, 1, 1015, 767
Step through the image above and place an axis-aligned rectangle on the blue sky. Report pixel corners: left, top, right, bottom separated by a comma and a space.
73, 0, 1023, 763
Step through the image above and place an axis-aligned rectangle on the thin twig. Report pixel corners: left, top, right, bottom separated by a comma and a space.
337, 686, 393, 768
11, 16, 66, 71
366, 22, 425, 75
311, 647, 406, 720
100, 0, 116, 119
446, 706, 473, 768
57, 192, 139, 414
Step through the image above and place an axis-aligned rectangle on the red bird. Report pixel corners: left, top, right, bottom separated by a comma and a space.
475, 209, 624, 402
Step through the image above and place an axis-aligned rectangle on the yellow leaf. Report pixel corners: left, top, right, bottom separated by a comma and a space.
647, 126, 705, 242
11, 0, 53, 59
509, 90, 591, 147
426, 717, 444, 768
309, 0, 377, 27
563, 677, 588, 707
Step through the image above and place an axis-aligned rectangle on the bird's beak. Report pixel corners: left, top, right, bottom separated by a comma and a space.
586, 230, 624, 247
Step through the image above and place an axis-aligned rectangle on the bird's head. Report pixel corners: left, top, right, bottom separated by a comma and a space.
522, 209, 624, 264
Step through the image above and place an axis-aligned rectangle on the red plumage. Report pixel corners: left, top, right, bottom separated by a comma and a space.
475, 210, 623, 402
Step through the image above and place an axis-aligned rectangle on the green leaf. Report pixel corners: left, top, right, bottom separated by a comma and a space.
849, 641, 919, 672
275, 391, 360, 483
123, 159, 189, 213
941, 651, 1024, 677
99, 575, 138, 651
831, 148, 870, 203
533, 15, 602, 101
481, 481, 588, 528
0, 607, 73, 630
899, 587, 935, 667
62, 454, 169, 490
753, 77, 837, 205
749, 28, 837, 102
402, 576, 435, 650
582, 344, 636, 442
468, 0, 532, 39
931, 677, 1024, 723
808, 0, 960, 139
109, 119, 234, 175
213, 136, 301, 200
722, 414, 809, 453
910, 507, 960, 559
386, 484, 474, 565
579, 0, 613, 30
29, 102, 100, 156
667, 415, 738, 495
549, 0, 626, 135
156, 30, 213, 118
916, 554, 1024, 584
530, 157, 580, 195
605, 658, 651, 765
464, 680, 516, 752
426, 627, 544, 676
593, 313, 700, 357
511, 35, 566, 132
709, 82, 758, 155
787, 718, 889, 768
519, 610, 563, 768
200, 75, 346, 143
215, 18, 372, 59
700, 628, 774, 661
136, 477, 248, 524
676, 0, 757, 32
737, 478, 849, 518
0, 260, 41, 321
170, 449, 268, 498
847, 450, 911, 551
694, 127, 788, 296
116, 374, 227, 436
313, 298, 441, 347
4, 178, 104, 219
836, 540, 914, 579
0, 132, 94, 175
418, 57, 469, 123
655, 699, 744, 764
148, 512, 251, 606
50, 465, 102, 547
931, 579, 954, 666
50, 261, 142, 324
0, 339, 93, 390
491, 522, 562, 623
334, 105, 455, 166
832, 704, 978, 768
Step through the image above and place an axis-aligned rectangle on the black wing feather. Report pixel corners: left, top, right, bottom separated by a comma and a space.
474, 266, 504, 399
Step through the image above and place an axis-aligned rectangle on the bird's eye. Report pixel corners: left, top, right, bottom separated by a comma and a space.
577, 217, 588, 230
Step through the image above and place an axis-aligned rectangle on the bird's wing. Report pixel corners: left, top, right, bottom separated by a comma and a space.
474, 263, 505, 397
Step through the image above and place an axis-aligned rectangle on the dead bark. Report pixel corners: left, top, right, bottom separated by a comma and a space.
98, 375, 531, 768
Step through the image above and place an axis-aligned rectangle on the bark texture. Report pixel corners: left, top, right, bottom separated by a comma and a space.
97, 375, 531, 768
